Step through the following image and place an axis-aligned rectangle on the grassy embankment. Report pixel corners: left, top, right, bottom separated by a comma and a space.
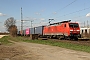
0, 36, 11, 45
1, 36, 90, 53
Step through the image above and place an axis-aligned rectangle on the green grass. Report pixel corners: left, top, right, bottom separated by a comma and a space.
1, 36, 90, 53
9, 36, 90, 53
23, 39, 90, 53
0, 36, 12, 45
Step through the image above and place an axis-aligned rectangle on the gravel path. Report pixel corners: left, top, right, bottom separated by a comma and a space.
9, 41, 90, 60
0, 36, 90, 60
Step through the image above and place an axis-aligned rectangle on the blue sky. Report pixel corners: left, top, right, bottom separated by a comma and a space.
0, 0, 90, 32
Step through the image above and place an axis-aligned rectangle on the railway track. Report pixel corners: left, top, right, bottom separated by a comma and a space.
38, 38, 90, 46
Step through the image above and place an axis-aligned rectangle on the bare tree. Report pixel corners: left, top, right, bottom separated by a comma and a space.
4, 17, 17, 37
9, 25, 17, 37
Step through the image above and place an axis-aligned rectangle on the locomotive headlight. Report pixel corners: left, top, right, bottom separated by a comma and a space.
70, 30, 73, 34
70, 30, 73, 31
70, 30, 73, 33
77, 30, 80, 31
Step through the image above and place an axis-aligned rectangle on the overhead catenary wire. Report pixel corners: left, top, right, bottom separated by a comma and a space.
56, 0, 77, 12
48, 0, 77, 18
48, 0, 90, 23
21, 0, 90, 28
21, 0, 78, 27
57, 7, 90, 18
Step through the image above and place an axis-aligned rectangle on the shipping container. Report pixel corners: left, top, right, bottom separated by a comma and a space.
30, 28, 35, 34
35, 26, 44, 35
25, 28, 30, 35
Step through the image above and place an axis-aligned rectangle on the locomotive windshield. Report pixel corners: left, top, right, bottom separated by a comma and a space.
69, 23, 79, 28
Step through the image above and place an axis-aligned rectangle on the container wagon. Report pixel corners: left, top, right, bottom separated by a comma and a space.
35, 26, 44, 37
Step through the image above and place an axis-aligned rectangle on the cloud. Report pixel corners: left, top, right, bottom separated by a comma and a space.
0, 26, 5, 28
53, 12, 57, 14
40, 18, 45, 21
33, 21, 48, 27
41, 10, 45, 12
0, 13, 6, 16
86, 13, 90, 17
16, 20, 20, 21
33, 18, 37, 20
35, 12, 41, 15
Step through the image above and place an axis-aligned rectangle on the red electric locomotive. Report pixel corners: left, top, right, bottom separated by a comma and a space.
43, 20, 81, 40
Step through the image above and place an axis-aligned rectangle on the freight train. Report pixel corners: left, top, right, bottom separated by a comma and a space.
17, 20, 81, 40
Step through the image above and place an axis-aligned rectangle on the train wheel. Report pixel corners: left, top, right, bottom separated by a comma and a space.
64, 36, 68, 40
49, 36, 52, 39
58, 35, 65, 40
74, 37, 78, 41
58, 36, 63, 40
47, 36, 49, 38
58, 37, 61, 40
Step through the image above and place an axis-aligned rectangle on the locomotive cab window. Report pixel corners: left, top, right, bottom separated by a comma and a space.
69, 23, 79, 28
